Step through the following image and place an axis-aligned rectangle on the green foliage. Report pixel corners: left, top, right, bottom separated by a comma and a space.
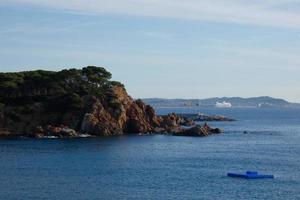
19, 105, 35, 115
0, 102, 4, 111
82, 66, 112, 85
110, 81, 124, 88
66, 93, 84, 110
0, 65, 126, 123
7, 109, 21, 122
0, 66, 121, 100
24, 70, 56, 88
108, 99, 123, 119
46, 93, 84, 113
108, 99, 122, 110
0, 72, 24, 89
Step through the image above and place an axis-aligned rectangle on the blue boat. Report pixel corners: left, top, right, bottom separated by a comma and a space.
227, 171, 274, 179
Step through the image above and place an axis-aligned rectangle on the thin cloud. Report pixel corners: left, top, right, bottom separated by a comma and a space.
143, 31, 172, 40
2, 0, 300, 28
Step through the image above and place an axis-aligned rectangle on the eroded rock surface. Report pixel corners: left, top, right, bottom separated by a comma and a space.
175, 124, 223, 137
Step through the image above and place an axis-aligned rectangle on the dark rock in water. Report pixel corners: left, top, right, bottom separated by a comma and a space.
160, 113, 195, 128
178, 125, 209, 136
210, 128, 223, 134
0, 130, 17, 138
174, 123, 223, 137
0, 66, 209, 138
33, 125, 78, 138
179, 117, 195, 126
197, 114, 235, 122
46, 125, 78, 138
178, 113, 235, 122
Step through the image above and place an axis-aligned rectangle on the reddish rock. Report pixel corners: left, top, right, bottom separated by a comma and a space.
0, 84, 216, 138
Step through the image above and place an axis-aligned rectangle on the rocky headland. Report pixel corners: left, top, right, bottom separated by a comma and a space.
0, 66, 221, 138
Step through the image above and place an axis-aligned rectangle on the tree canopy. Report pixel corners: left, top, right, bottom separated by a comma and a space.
0, 66, 123, 108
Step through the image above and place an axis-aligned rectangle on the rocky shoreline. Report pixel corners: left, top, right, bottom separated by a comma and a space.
0, 124, 222, 139
0, 112, 222, 139
0, 66, 222, 139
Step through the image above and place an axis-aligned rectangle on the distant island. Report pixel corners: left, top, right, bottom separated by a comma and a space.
0, 66, 221, 138
143, 97, 300, 108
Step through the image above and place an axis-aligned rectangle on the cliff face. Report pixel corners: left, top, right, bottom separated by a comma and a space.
0, 66, 188, 138
79, 86, 170, 136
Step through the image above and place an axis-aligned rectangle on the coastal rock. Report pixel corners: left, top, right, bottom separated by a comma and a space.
174, 124, 223, 137
32, 125, 78, 138
79, 89, 166, 135
177, 113, 235, 122
161, 113, 195, 127
47, 126, 78, 138
0, 130, 15, 138
0, 66, 220, 138
194, 114, 235, 122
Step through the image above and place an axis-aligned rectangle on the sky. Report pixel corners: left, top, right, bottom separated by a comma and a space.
0, 0, 300, 102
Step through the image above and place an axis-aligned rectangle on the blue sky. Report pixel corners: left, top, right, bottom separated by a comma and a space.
1, 0, 300, 102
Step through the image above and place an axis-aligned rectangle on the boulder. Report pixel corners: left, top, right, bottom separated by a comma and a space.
174, 124, 223, 137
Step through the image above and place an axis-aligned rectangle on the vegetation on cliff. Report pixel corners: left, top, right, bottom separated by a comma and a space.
0, 66, 123, 109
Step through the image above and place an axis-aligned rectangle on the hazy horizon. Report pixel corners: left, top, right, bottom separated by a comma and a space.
141, 96, 300, 103
1, 1, 300, 102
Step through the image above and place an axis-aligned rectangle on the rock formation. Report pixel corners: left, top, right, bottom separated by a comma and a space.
0, 66, 220, 138
176, 113, 235, 122
174, 124, 223, 137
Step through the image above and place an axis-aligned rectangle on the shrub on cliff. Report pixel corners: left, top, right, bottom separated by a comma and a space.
0, 102, 4, 111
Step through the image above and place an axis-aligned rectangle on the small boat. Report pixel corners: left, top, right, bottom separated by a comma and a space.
227, 171, 274, 179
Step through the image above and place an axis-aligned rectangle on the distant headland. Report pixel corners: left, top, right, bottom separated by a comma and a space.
143, 97, 300, 108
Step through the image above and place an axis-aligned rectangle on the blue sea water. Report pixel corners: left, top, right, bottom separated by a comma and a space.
0, 108, 300, 200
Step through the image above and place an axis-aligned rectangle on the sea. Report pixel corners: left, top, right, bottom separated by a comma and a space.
0, 107, 299, 200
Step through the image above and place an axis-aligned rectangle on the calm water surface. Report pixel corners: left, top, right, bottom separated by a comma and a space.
0, 108, 300, 200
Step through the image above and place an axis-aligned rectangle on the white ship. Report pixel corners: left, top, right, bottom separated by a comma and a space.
215, 101, 232, 108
